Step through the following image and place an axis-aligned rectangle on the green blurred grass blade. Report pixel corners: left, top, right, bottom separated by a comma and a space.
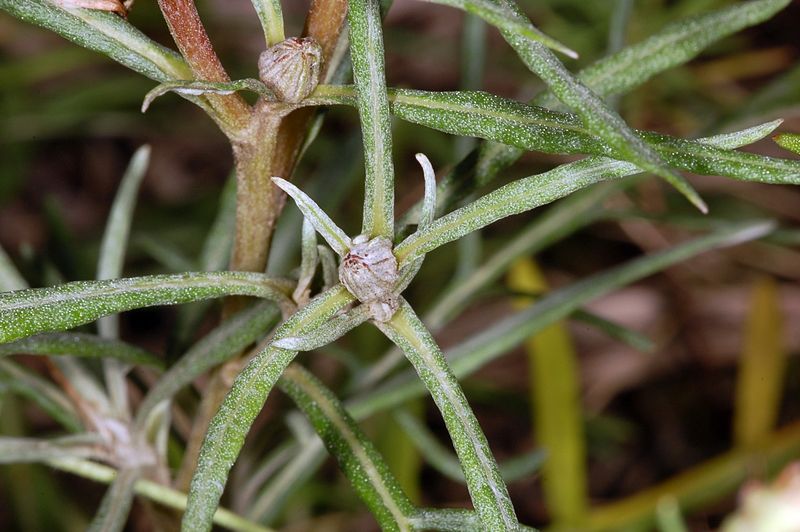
47, 457, 273, 532
734, 277, 786, 449
201, 175, 237, 272
492, 0, 706, 212
0, 435, 103, 464
0, 272, 292, 344
97, 145, 150, 415
0, 245, 27, 291
136, 302, 279, 430
183, 286, 354, 532
354, 220, 775, 418
0, 332, 163, 368
537, 0, 791, 109
250, 0, 285, 47
87, 467, 140, 532
379, 401, 423, 504
572, 310, 654, 353
393, 408, 545, 484
0, 0, 193, 82
418, 0, 577, 59
723, 61, 800, 129
348, 0, 396, 239
0, 360, 81, 432
509, 258, 587, 526
277, 364, 416, 529
376, 301, 519, 530
655, 497, 688, 532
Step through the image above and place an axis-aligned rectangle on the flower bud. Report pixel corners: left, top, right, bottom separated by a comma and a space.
339, 236, 399, 322
258, 37, 323, 103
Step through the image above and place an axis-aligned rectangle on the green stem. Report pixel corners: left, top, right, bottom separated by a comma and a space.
46, 457, 272, 532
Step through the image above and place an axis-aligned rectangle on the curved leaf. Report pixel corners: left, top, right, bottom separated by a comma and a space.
0, 332, 163, 368
0, 272, 293, 344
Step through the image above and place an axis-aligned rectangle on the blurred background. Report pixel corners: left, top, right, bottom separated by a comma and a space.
1, 0, 799, 530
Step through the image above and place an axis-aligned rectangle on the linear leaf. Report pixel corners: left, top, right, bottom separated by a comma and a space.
88, 468, 140, 532
376, 301, 519, 530
142, 79, 272, 113
348, 0, 396, 238
0, 434, 103, 464
394, 409, 545, 484
136, 302, 279, 429
250, 0, 285, 47
277, 364, 416, 530
272, 178, 351, 256
47, 457, 273, 532
492, 0, 705, 212
293, 218, 319, 304
0, 0, 192, 82
774, 133, 800, 156
310, 88, 800, 187
393, 117, 792, 268
0, 360, 82, 432
475, 0, 791, 206
509, 258, 587, 525
416, 153, 437, 230
0, 332, 163, 368
97, 145, 150, 414
183, 286, 354, 532
418, 0, 577, 59
0, 272, 293, 344
273, 305, 370, 351
734, 277, 786, 448
354, 221, 775, 418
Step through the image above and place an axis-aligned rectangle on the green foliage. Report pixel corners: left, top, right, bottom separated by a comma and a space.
0, 0, 798, 530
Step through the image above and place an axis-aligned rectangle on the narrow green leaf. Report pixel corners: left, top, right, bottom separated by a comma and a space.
293, 218, 319, 304
0, 272, 293, 344
272, 177, 352, 256
394, 409, 545, 484
142, 79, 271, 113
273, 305, 370, 351
572, 310, 654, 353
135, 302, 280, 430
0, 434, 103, 464
47, 457, 273, 532
0, 359, 82, 432
409, 508, 486, 531
509, 258, 587, 525
310, 88, 800, 188
480, 0, 791, 201
354, 221, 775, 418
0, 0, 193, 82
376, 301, 519, 530
97, 145, 150, 415
774, 132, 800, 156
183, 286, 354, 532
493, 0, 705, 212
0, 332, 163, 368
655, 497, 688, 532
537, 0, 791, 109
317, 246, 339, 288
418, 0, 577, 59
250, 0, 285, 47
200, 175, 237, 272
416, 153, 437, 231
87, 468, 140, 532
277, 364, 416, 530
734, 277, 786, 448
0, 244, 27, 292
348, 0, 396, 239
